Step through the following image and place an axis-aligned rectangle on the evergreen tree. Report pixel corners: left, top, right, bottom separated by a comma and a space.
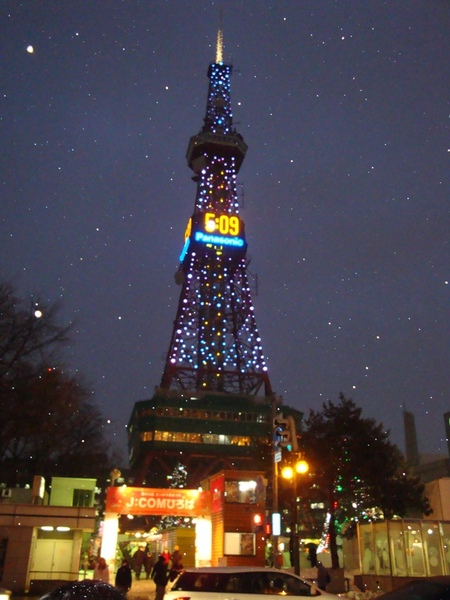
158, 462, 193, 530
299, 393, 431, 569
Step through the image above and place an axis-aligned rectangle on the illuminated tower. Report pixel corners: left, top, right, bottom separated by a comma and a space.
129, 28, 274, 486
160, 31, 271, 396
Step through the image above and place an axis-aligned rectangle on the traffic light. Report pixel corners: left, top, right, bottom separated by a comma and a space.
252, 512, 264, 533
273, 414, 298, 451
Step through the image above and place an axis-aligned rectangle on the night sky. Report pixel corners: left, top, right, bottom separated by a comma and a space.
2, 1, 449, 461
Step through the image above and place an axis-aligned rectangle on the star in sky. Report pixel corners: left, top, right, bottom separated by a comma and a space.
1, 0, 449, 460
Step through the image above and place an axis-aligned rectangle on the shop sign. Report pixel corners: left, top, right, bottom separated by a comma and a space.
105, 486, 211, 516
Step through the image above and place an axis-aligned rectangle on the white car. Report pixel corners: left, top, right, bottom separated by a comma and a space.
165, 566, 340, 599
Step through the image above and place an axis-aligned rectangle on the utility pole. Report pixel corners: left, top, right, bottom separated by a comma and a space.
272, 398, 283, 568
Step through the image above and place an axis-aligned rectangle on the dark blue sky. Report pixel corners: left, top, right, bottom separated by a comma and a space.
1, 1, 449, 460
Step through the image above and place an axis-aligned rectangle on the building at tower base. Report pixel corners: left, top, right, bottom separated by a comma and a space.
128, 388, 273, 487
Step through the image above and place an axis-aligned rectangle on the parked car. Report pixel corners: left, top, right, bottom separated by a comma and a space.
165, 566, 340, 599
377, 577, 450, 599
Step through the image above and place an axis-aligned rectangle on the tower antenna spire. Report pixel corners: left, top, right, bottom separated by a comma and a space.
216, 9, 223, 63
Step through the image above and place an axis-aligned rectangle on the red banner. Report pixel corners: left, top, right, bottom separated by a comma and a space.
105, 486, 211, 516
210, 474, 224, 513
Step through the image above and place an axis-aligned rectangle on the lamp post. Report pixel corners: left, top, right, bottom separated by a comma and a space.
281, 458, 309, 576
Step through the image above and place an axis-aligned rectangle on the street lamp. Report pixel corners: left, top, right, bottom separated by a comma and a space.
282, 458, 309, 576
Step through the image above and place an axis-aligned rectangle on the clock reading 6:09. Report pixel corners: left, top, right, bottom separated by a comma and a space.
204, 212, 240, 236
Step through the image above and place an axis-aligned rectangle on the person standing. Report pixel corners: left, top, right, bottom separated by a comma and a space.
170, 545, 181, 567
93, 557, 110, 583
152, 555, 169, 600
316, 561, 331, 591
133, 546, 146, 580
161, 547, 171, 565
144, 551, 155, 579
115, 559, 132, 597
307, 543, 318, 568
169, 546, 183, 583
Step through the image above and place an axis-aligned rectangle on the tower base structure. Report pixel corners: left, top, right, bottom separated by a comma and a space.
128, 388, 274, 487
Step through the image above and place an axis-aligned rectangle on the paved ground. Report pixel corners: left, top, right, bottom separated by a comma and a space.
127, 577, 156, 600
10, 569, 379, 600
10, 575, 156, 600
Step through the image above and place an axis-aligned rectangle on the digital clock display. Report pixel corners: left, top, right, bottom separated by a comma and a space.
180, 211, 246, 262
204, 212, 240, 236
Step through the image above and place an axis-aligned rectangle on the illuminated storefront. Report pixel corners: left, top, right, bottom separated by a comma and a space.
0, 477, 97, 595
101, 470, 267, 569
357, 519, 450, 587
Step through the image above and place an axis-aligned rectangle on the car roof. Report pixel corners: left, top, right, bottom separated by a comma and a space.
178, 567, 306, 576
180, 566, 279, 573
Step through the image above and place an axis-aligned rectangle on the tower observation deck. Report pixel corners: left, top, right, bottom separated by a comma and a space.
128, 28, 275, 486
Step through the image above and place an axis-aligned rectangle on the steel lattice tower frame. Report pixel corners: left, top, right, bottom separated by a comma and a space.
127, 30, 276, 488
160, 29, 272, 398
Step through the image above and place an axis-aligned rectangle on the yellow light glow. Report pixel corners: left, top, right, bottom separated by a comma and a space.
295, 460, 309, 474
216, 25, 223, 63
205, 216, 216, 232
281, 466, 294, 480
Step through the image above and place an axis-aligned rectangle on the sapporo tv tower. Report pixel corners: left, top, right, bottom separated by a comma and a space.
162, 30, 271, 396
129, 27, 278, 486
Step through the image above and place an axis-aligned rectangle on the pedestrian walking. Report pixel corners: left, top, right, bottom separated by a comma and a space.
115, 559, 132, 597
144, 551, 155, 579
152, 555, 169, 600
93, 557, 110, 583
133, 546, 146, 580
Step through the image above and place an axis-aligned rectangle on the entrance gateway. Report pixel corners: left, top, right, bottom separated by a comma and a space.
101, 486, 212, 567
100, 470, 266, 568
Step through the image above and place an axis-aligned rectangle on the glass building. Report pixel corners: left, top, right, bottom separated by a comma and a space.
359, 519, 450, 578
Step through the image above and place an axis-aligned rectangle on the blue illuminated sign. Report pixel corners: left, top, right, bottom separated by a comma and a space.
194, 231, 244, 247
